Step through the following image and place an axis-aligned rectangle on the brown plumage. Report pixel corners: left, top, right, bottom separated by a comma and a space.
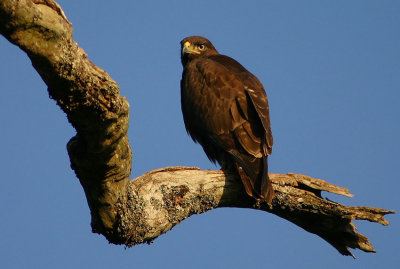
180, 36, 274, 203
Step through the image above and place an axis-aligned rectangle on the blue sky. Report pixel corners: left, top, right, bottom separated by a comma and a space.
0, 1, 399, 268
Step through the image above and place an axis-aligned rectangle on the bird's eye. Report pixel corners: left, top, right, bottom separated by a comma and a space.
198, 44, 206, 51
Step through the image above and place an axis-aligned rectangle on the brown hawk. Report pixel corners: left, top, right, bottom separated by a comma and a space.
180, 36, 274, 203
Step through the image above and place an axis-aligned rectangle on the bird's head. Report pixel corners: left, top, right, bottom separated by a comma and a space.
180, 36, 218, 65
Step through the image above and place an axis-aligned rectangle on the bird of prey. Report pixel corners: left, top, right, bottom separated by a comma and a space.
180, 36, 275, 203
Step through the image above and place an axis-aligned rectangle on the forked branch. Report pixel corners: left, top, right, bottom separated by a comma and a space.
0, 0, 393, 257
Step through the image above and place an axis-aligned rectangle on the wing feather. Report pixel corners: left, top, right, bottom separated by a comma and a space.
245, 86, 273, 153
187, 55, 272, 158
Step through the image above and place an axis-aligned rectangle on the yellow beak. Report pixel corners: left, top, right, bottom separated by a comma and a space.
182, 41, 200, 55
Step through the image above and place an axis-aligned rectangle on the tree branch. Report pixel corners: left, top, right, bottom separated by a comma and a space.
127, 167, 392, 257
0, 0, 393, 258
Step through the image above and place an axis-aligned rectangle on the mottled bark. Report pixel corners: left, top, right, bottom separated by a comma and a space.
0, 0, 131, 238
127, 167, 392, 257
0, 0, 393, 257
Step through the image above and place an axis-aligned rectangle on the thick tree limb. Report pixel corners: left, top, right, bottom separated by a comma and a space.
128, 167, 393, 257
0, 0, 393, 257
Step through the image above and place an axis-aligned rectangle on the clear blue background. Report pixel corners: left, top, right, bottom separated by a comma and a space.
1, 1, 398, 268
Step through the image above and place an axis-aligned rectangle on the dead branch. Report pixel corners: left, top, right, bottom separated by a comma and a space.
0, 0, 393, 257
126, 167, 392, 257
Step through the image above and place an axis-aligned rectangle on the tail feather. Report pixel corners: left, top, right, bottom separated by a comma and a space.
232, 153, 275, 203
235, 163, 256, 198
259, 156, 275, 203
260, 173, 275, 204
